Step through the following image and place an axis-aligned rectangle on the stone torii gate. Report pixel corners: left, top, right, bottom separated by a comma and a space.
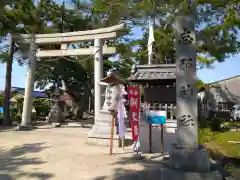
13, 24, 126, 130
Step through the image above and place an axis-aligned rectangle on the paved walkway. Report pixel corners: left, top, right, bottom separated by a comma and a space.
0, 125, 165, 180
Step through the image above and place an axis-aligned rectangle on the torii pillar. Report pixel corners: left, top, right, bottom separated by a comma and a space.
13, 24, 126, 132
19, 42, 38, 130
94, 39, 103, 118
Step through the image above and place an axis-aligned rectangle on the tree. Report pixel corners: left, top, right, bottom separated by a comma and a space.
34, 1, 132, 118
0, 0, 61, 125
91, 0, 240, 67
1, 0, 239, 122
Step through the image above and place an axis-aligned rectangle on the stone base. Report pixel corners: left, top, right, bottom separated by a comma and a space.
16, 125, 33, 131
169, 144, 210, 173
88, 110, 132, 147
161, 168, 222, 180
163, 144, 223, 180
88, 110, 118, 146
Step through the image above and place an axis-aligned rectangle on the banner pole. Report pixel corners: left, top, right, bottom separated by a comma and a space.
136, 86, 142, 155
110, 111, 115, 155
160, 124, 164, 153
149, 124, 152, 153
121, 136, 125, 152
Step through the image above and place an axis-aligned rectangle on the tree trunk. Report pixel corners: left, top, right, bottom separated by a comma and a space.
3, 35, 14, 126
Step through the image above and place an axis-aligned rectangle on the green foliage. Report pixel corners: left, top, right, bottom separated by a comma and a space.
198, 117, 223, 133
33, 99, 50, 117
33, 99, 50, 108
0, 0, 239, 120
92, 0, 240, 66
0, 93, 3, 106
13, 113, 21, 123
209, 117, 223, 132
10, 108, 17, 117
35, 107, 49, 117
223, 121, 240, 127
198, 127, 218, 144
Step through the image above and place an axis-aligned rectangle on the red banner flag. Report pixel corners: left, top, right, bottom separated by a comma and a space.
128, 86, 140, 141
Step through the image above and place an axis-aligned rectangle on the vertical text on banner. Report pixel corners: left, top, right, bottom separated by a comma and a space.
128, 86, 140, 141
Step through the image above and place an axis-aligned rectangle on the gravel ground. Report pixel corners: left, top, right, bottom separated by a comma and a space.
0, 125, 165, 180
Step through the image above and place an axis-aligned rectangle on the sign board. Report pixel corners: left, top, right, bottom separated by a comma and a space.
145, 110, 167, 124
128, 86, 140, 141
0, 107, 3, 114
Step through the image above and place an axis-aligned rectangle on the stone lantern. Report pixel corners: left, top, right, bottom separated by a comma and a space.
48, 88, 64, 126
88, 71, 126, 146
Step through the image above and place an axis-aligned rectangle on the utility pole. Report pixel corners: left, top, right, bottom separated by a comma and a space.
3, 34, 14, 126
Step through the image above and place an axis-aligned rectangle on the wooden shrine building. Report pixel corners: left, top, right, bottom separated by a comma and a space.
128, 64, 177, 153
128, 64, 176, 118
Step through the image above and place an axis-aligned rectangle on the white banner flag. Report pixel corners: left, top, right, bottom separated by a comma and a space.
148, 18, 155, 64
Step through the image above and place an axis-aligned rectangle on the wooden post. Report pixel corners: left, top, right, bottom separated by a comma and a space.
109, 111, 115, 155
88, 96, 91, 112
149, 124, 152, 153
160, 124, 164, 153
170, 104, 173, 120
121, 136, 125, 151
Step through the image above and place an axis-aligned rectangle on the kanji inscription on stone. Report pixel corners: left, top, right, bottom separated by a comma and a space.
179, 114, 194, 126
175, 15, 198, 149
180, 58, 193, 71
179, 84, 193, 98
178, 28, 194, 45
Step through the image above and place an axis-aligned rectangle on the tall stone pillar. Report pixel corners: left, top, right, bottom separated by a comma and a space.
165, 15, 222, 179
94, 39, 103, 117
21, 42, 38, 127
175, 15, 198, 149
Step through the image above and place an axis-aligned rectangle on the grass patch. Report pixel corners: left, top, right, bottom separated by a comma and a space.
223, 122, 240, 127
208, 132, 240, 158
199, 127, 240, 178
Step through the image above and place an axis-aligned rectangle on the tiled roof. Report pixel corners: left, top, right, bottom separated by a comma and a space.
2, 87, 48, 98
128, 64, 176, 81
208, 75, 240, 85
129, 71, 176, 80
209, 75, 240, 102
31, 91, 48, 98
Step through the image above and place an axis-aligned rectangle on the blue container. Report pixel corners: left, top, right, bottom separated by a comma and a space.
145, 110, 166, 125
0, 107, 3, 114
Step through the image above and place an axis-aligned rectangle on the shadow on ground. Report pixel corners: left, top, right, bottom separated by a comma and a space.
209, 150, 240, 179
0, 143, 54, 180
94, 152, 238, 180
94, 155, 169, 180
0, 126, 16, 132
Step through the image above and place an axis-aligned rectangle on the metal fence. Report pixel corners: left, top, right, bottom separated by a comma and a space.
140, 103, 176, 120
